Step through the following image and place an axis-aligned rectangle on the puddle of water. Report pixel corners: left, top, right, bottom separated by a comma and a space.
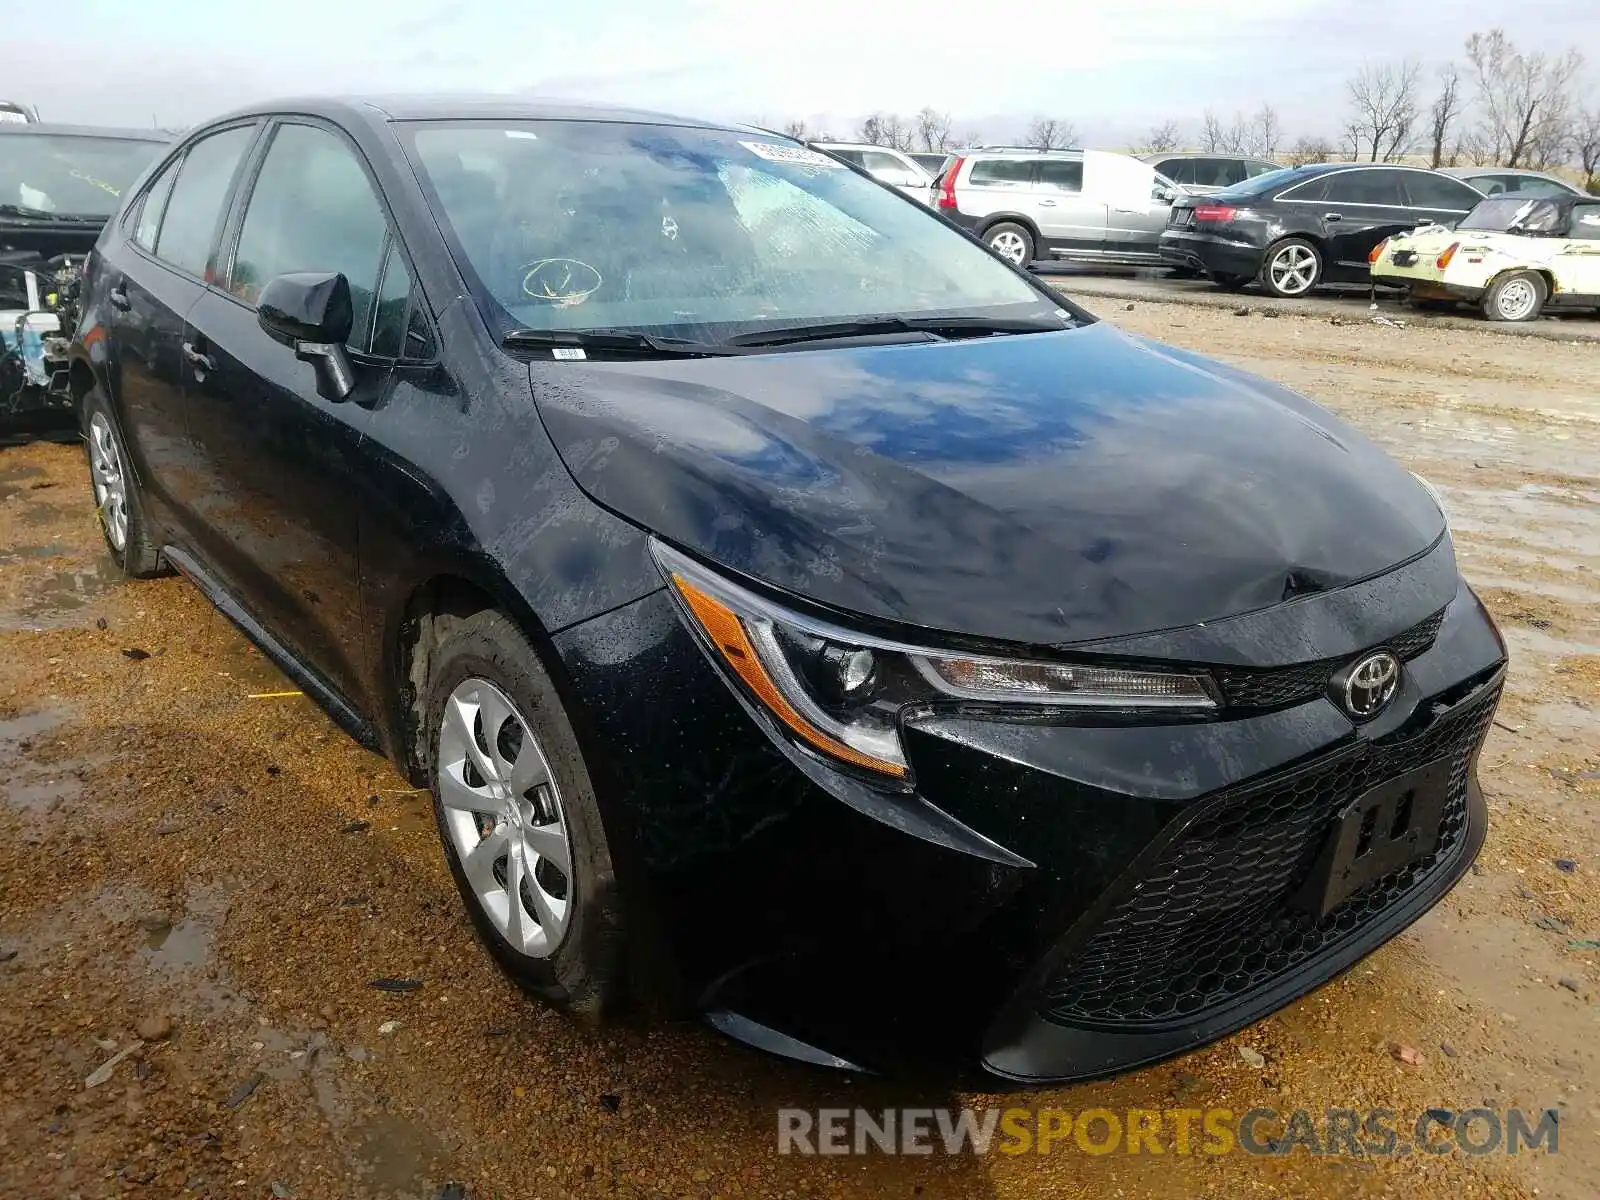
0, 708, 81, 816
0, 542, 69, 563
14, 560, 124, 625
352, 1112, 449, 1199
135, 883, 237, 1019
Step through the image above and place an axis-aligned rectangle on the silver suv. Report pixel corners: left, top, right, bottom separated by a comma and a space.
811, 142, 933, 202
932, 148, 1182, 267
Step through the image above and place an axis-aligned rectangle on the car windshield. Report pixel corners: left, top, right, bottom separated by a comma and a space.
1458, 196, 1564, 233
402, 120, 1061, 339
0, 133, 164, 218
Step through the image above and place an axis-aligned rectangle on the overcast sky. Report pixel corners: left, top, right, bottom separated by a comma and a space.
7, 0, 1597, 144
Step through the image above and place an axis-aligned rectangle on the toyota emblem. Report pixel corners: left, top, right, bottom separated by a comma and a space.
1341, 651, 1401, 719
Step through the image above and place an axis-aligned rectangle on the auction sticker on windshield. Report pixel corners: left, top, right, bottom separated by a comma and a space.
739, 141, 844, 168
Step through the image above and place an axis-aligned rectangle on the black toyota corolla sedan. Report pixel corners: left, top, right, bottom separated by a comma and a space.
68, 96, 1506, 1083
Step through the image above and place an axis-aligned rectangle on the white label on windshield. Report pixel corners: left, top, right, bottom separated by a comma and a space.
739, 141, 843, 168
504, 130, 539, 140
0, 111, 28, 124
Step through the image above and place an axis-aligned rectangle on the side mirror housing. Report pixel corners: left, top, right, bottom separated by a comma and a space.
257, 271, 357, 401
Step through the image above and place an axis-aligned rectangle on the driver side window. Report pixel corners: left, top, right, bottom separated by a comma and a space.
228, 122, 388, 349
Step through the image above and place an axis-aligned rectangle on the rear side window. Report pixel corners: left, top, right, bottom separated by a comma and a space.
229, 122, 389, 348
1401, 171, 1482, 211
132, 158, 179, 251
968, 159, 1032, 186
860, 150, 910, 175
1155, 159, 1191, 184
1323, 170, 1405, 206
1036, 160, 1083, 193
828, 148, 865, 167
154, 125, 256, 278
1503, 176, 1573, 199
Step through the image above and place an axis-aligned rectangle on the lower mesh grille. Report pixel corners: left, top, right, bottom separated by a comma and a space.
1039, 678, 1499, 1030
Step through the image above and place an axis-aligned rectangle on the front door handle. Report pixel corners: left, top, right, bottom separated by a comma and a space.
1324, 212, 1343, 222
108, 287, 130, 311
181, 342, 216, 373
1038, 199, 1057, 207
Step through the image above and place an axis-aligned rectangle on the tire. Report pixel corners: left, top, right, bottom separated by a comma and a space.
1481, 271, 1547, 322
81, 387, 165, 577
1258, 238, 1323, 298
984, 221, 1035, 268
422, 609, 624, 1018
1210, 273, 1252, 291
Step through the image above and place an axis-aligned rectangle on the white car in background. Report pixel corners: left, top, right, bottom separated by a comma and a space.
810, 142, 933, 202
1370, 193, 1600, 321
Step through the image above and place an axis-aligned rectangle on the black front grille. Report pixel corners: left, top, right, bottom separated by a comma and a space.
1039, 676, 1499, 1030
1212, 609, 1445, 711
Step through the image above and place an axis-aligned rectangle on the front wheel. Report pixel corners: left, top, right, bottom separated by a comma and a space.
1481, 271, 1547, 322
1259, 238, 1323, 298
984, 222, 1035, 267
423, 609, 625, 1017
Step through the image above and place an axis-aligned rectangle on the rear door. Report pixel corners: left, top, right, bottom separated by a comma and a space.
177, 118, 398, 707
1397, 170, 1482, 227
101, 123, 260, 528
1089, 152, 1168, 259
1315, 169, 1415, 272
1031, 157, 1106, 257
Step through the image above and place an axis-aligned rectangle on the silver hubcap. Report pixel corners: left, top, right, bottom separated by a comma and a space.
437, 678, 572, 958
1268, 244, 1317, 294
990, 230, 1027, 264
1496, 279, 1537, 320
88, 413, 129, 551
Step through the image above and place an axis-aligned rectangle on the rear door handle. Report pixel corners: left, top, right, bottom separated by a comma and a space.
1038, 199, 1057, 207
108, 287, 130, 311
1323, 212, 1343, 222
181, 342, 216, 373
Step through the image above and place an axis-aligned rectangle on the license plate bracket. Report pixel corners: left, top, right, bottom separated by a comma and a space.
1291, 757, 1454, 920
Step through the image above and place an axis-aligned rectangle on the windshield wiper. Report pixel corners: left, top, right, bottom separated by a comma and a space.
502, 327, 733, 357
0, 203, 103, 223
725, 314, 1072, 348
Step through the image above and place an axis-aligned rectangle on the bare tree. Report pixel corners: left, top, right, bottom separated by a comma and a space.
856, 113, 915, 150
1346, 59, 1422, 161
1285, 135, 1335, 166
1140, 120, 1181, 155
1426, 64, 1463, 167
1465, 29, 1584, 167
1200, 110, 1238, 153
1248, 104, 1281, 157
915, 107, 954, 152
1026, 117, 1077, 150
1573, 106, 1600, 194
782, 118, 809, 140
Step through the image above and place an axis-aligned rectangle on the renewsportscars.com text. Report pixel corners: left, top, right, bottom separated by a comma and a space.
777, 1106, 1559, 1157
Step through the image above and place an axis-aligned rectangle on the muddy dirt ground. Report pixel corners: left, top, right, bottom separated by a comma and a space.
1, 298, 1595, 1200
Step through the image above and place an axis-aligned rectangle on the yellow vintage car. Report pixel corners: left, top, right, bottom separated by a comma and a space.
1370, 193, 1600, 322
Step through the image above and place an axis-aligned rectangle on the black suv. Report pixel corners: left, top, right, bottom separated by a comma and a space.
1160, 163, 1486, 297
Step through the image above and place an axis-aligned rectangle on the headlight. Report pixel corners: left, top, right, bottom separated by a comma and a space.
652, 541, 1216, 781
1411, 471, 1450, 524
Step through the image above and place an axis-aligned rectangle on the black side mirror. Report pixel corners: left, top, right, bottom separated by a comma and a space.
258, 271, 357, 402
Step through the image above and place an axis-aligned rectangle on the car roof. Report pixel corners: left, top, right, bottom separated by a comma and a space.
1139, 152, 1276, 161
0, 121, 171, 141
194, 94, 740, 135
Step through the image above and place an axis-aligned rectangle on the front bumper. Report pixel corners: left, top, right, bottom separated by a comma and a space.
552, 549, 1505, 1083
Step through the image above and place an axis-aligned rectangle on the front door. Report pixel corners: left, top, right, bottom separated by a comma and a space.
177, 119, 396, 708
1555, 201, 1600, 300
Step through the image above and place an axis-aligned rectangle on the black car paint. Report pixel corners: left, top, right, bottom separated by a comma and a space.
70, 97, 1507, 1082
1159, 163, 1482, 286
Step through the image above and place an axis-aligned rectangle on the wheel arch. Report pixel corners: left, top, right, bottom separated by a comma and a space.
383, 557, 562, 786
977, 212, 1044, 247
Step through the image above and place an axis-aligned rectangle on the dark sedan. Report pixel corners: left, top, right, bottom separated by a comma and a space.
69, 97, 1506, 1084
1160, 163, 1486, 297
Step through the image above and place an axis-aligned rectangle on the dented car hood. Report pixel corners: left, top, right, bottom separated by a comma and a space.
529, 322, 1445, 647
